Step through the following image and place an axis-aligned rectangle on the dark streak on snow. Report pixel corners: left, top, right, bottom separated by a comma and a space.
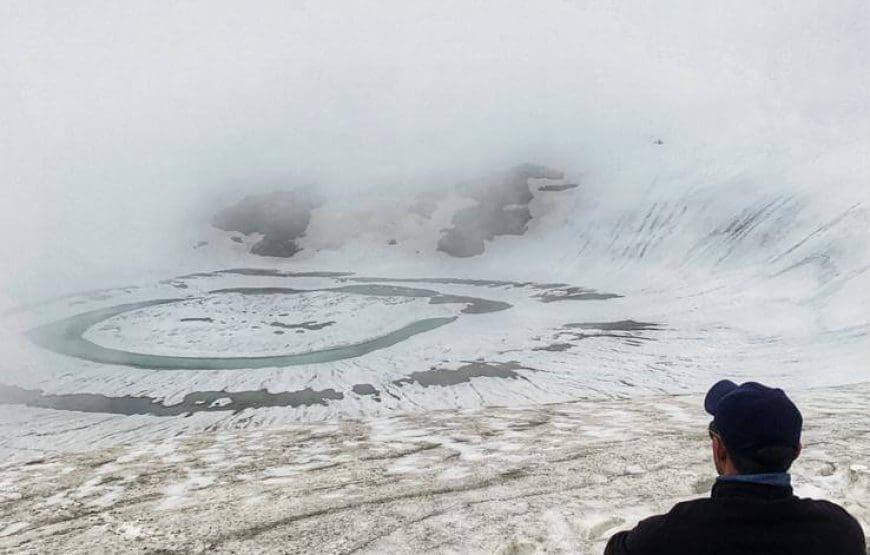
534, 287, 622, 303
178, 268, 353, 279
532, 343, 574, 352
0, 384, 344, 416
345, 276, 569, 290
270, 320, 336, 331
563, 320, 662, 331
526, 321, 664, 351
393, 361, 532, 388
537, 183, 579, 192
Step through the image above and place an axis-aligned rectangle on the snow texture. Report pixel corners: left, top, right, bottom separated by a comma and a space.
0, 384, 866, 553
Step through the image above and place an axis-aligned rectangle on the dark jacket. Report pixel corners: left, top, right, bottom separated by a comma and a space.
604, 480, 865, 555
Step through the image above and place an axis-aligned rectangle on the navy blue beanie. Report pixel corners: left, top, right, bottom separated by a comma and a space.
704, 380, 802, 458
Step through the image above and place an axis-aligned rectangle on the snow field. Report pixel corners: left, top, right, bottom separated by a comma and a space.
0, 382, 866, 553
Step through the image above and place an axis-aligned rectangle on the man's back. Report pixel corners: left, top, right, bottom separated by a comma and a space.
604, 480, 865, 555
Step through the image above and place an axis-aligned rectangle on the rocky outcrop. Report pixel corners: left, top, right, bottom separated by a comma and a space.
212, 188, 322, 258
212, 166, 565, 259
437, 164, 564, 257
249, 236, 303, 257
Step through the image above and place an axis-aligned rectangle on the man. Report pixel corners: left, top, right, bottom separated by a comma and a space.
604, 380, 866, 554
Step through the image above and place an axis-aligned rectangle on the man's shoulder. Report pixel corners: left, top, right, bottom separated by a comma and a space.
669, 491, 860, 521
665, 493, 865, 547
605, 494, 866, 555
792, 496, 865, 532
603, 497, 722, 555
662, 496, 717, 519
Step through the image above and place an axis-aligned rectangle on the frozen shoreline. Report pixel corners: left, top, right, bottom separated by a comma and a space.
1, 382, 866, 553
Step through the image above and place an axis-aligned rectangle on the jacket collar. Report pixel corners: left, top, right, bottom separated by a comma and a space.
718, 472, 791, 488
711, 479, 794, 500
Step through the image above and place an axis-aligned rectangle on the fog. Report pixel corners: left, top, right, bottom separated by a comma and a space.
1, 0, 867, 307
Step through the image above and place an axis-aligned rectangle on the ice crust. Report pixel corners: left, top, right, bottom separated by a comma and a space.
83, 291, 457, 358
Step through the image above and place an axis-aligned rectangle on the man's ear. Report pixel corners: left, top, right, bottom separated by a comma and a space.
713, 436, 729, 463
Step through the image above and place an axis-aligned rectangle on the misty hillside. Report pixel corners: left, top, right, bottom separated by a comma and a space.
201, 158, 868, 329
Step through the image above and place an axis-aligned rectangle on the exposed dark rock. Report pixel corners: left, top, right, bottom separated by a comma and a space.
388, 239, 398, 245
231, 236, 244, 243
352, 383, 381, 402
438, 164, 564, 257
194, 241, 209, 248
352, 383, 378, 395
250, 236, 303, 257
212, 188, 323, 258
437, 227, 486, 257
180, 317, 213, 323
